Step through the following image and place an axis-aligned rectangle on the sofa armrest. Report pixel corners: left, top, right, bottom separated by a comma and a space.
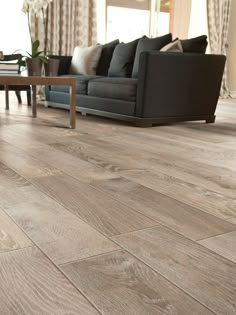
136, 51, 226, 118
48, 55, 72, 75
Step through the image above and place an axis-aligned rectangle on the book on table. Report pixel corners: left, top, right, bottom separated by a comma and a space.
0, 61, 19, 72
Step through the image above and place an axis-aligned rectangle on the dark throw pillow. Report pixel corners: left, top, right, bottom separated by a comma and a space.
132, 33, 172, 78
108, 38, 141, 78
180, 35, 208, 54
48, 55, 72, 75
96, 39, 119, 76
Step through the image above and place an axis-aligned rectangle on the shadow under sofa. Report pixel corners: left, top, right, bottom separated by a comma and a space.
45, 51, 226, 127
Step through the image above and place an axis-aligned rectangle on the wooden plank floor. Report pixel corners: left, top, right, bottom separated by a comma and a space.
0, 92, 236, 314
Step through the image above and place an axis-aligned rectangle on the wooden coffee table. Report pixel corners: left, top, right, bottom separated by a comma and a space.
0, 75, 77, 129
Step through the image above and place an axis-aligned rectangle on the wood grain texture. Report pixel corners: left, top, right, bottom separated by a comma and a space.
0, 160, 29, 190
119, 151, 236, 199
32, 174, 157, 236
112, 227, 236, 315
27, 145, 119, 183
120, 169, 236, 219
0, 95, 236, 314
227, 217, 236, 224
1, 186, 119, 264
0, 208, 32, 253
0, 246, 99, 314
0, 124, 57, 149
62, 250, 214, 315
99, 131, 236, 199
0, 140, 62, 179
50, 139, 143, 173
198, 231, 236, 263
0, 185, 46, 209
91, 177, 236, 240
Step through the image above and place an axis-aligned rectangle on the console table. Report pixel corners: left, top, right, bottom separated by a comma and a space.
0, 75, 77, 129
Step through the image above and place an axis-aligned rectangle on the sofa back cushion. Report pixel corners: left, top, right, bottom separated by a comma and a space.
108, 38, 141, 78
132, 33, 172, 78
70, 45, 102, 75
180, 35, 208, 53
96, 39, 119, 76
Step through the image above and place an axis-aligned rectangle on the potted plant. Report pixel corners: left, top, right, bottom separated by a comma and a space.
18, 39, 48, 76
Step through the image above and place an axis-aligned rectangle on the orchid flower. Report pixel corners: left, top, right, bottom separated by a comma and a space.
22, 0, 53, 54
22, 0, 53, 16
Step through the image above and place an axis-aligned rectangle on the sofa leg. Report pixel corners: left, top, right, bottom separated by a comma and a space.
206, 116, 215, 124
81, 112, 87, 116
135, 120, 153, 128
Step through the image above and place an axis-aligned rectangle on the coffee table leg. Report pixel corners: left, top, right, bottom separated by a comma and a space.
5, 85, 9, 110
69, 84, 76, 129
32, 85, 37, 117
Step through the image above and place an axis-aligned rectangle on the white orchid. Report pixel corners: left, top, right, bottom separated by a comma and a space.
22, 0, 53, 15
21, 0, 53, 56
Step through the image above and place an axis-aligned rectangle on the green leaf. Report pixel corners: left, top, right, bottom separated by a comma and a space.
39, 56, 48, 63
32, 40, 40, 56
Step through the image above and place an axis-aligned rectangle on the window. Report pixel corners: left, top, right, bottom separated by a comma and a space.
0, 0, 30, 54
97, 0, 173, 43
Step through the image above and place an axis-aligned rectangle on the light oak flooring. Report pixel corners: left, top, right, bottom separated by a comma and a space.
0, 92, 236, 314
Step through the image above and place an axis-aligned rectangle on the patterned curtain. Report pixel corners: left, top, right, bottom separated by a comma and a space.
31, 0, 97, 56
207, 0, 231, 97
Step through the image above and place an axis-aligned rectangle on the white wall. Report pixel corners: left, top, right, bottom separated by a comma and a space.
0, 0, 30, 54
227, 0, 236, 96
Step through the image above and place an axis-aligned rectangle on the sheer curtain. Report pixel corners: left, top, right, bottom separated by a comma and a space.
207, 0, 232, 97
188, 0, 208, 40
172, 0, 192, 39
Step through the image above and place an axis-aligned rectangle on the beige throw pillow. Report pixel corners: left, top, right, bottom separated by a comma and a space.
160, 39, 183, 52
70, 45, 102, 75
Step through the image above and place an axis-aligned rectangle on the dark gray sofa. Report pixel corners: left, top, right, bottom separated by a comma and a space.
45, 39, 226, 127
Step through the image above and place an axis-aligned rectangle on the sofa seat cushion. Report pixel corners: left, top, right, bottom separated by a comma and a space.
88, 77, 138, 102
50, 75, 102, 95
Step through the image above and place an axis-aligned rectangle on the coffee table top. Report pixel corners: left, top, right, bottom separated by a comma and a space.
0, 74, 76, 86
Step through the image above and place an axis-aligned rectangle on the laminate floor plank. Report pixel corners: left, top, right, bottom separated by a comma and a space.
62, 250, 214, 315
56, 134, 236, 199
198, 231, 236, 263
112, 226, 236, 315
120, 169, 236, 219
26, 145, 119, 183
0, 160, 29, 190
104, 132, 223, 160
91, 177, 236, 240
0, 246, 100, 315
0, 140, 62, 179
50, 140, 143, 173
0, 123, 59, 148
227, 217, 236, 224
32, 174, 157, 236
0, 208, 33, 254
129, 153, 236, 199
154, 120, 236, 144
96, 130, 236, 198
1, 186, 119, 264
0, 95, 236, 314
